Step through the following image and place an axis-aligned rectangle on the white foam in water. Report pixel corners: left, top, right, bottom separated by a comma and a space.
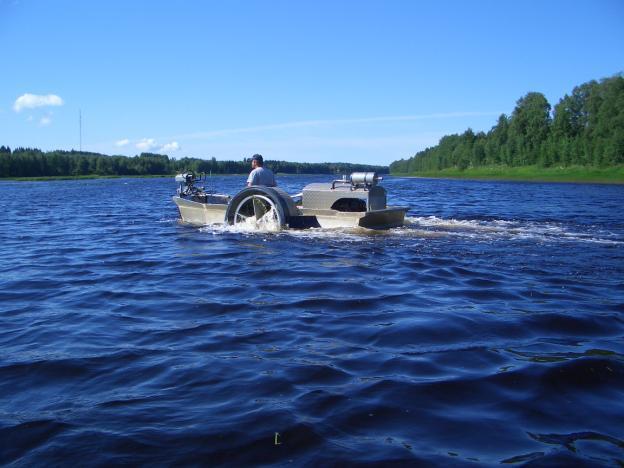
405, 216, 623, 244
198, 208, 281, 235
199, 221, 377, 242
234, 207, 281, 233
198, 214, 622, 245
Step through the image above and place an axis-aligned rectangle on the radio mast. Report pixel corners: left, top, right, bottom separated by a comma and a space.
79, 109, 82, 152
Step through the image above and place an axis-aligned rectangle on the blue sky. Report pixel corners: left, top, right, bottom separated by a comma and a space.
1, 0, 622, 165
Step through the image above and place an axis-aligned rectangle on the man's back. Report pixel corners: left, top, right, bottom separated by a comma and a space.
247, 167, 276, 187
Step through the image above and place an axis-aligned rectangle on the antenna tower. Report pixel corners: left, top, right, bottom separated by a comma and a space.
79, 109, 82, 152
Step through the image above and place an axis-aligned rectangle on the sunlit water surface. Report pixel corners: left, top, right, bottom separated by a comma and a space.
1, 175, 623, 466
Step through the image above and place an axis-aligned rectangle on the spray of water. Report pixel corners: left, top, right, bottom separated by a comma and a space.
195, 215, 622, 245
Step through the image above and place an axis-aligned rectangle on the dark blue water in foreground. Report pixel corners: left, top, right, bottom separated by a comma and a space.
1, 175, 623, 466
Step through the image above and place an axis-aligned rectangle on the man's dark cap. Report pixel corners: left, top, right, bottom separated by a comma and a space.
251, 154, 263, 163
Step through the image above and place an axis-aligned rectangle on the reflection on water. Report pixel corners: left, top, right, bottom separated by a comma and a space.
0, 176, 623, 465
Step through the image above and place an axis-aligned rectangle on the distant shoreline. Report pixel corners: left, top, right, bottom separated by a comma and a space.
0, 172, 352, 182
4, 167, 622, 184
0, 174, 174, 182
391, 165, 624, 185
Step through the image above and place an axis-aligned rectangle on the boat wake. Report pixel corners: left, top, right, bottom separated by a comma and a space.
403, 216, 624, 245
194, 214, 623, 245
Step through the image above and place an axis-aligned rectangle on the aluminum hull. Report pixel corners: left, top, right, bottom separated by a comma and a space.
172, 196, 227, 225
174, 195, 407, 229
299, 207, 407, 229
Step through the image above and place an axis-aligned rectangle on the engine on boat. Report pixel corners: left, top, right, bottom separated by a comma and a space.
302, 172, 387, 213
175, 172, 202, 197
175, 172, 231, 205
349, 172, 382, 188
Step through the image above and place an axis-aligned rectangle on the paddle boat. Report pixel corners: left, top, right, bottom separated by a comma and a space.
172, 172, 408, 230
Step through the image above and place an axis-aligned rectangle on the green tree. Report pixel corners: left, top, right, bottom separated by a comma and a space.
508, 92, 552, 166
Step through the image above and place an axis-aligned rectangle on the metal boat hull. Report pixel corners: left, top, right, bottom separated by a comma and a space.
174, 194, 407, 229
173, 172, 408, 230
172, 196, 227, 225
300, 207, 407, 229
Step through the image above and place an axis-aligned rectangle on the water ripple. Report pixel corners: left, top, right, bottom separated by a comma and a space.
0, 176, 623, 465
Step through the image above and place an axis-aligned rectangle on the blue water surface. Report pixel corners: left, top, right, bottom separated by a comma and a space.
0, 175, 623, 466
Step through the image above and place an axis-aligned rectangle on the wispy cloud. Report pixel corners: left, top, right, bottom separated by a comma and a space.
173, 112, 501, 141
136, 138, 157, 151
115, 138, 130, 147
39, 115, 52, 126
97, 111, 499, 163
134, 138, 180, 153
14, 93, 64, 112
159, 141, 180, 153
174, 132, 447, 165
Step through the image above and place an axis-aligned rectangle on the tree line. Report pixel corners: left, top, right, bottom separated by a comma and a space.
0, 148, 387, 178
390, 74, 624, 174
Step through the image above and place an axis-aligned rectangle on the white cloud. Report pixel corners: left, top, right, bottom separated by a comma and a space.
159, 141, 180, 153
136, 138, 157, 151
13, 93, 64, 112
115, 138, 130, 147
174, 112, 502, 141
39, 115, 52, 126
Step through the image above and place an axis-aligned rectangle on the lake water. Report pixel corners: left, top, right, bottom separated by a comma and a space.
0, 175, 623, 466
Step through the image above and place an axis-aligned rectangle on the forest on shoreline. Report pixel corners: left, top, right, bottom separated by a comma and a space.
390, 74, 624, 181
0, 148, 387, 179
